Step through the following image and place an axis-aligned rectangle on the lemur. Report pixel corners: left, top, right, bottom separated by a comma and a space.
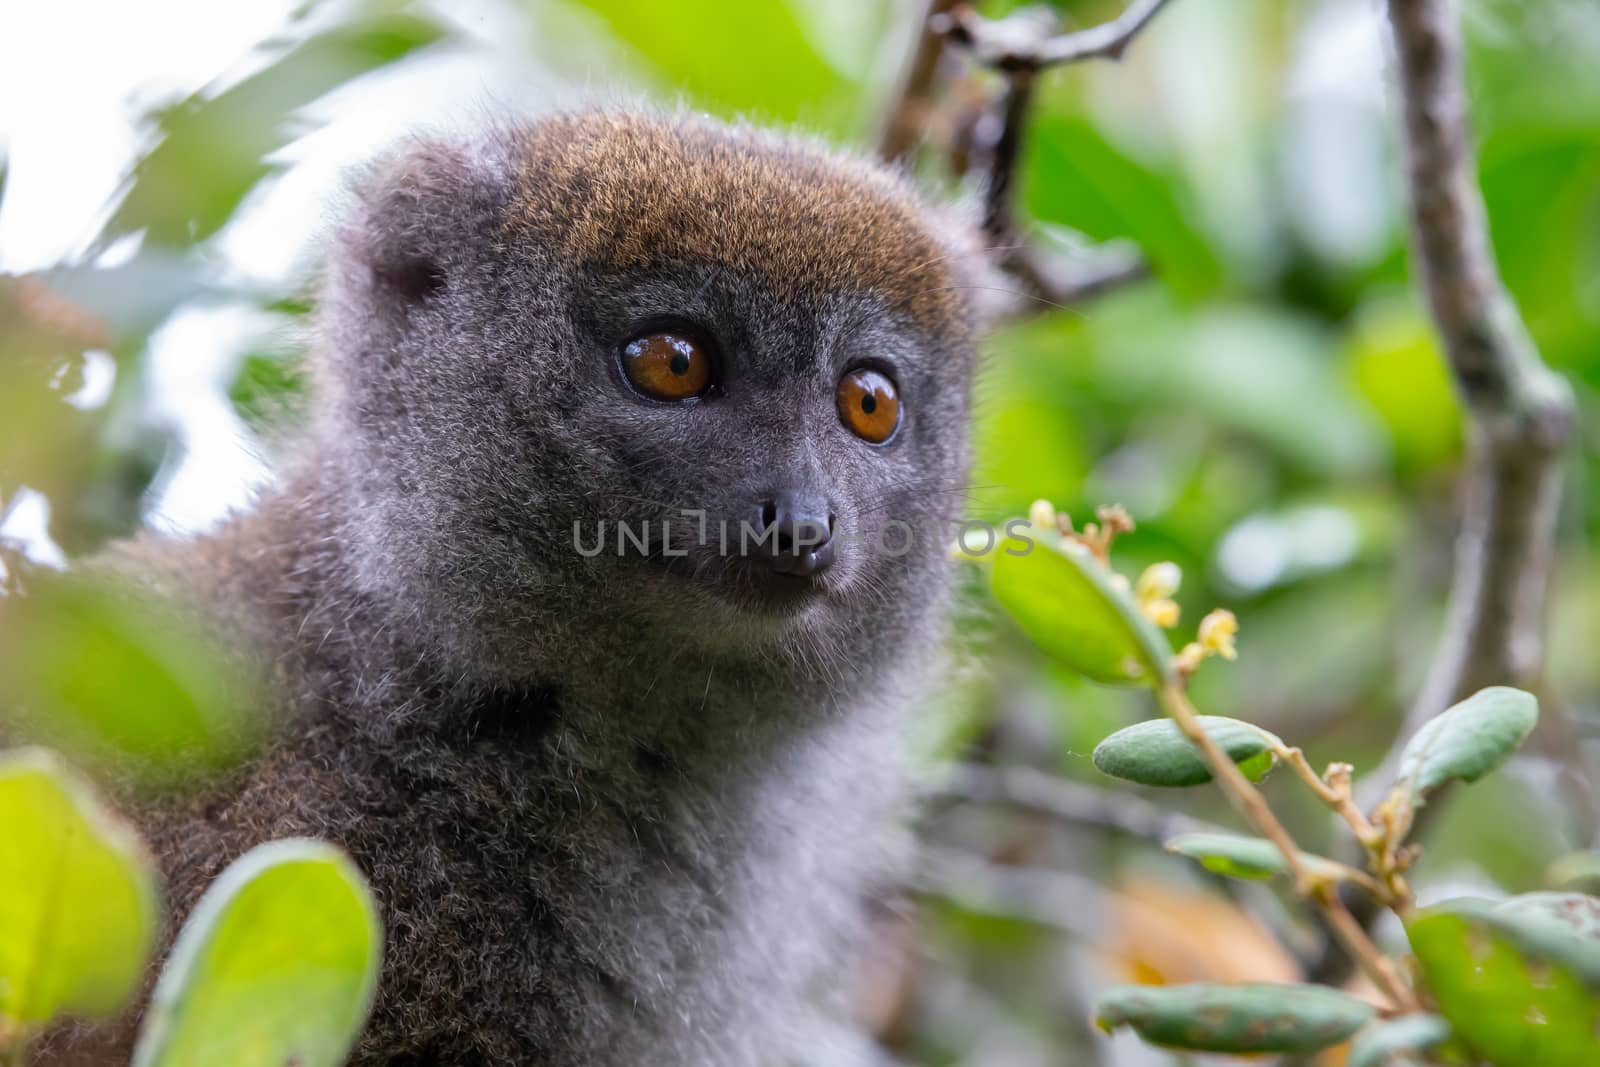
37, 109, 992, 1066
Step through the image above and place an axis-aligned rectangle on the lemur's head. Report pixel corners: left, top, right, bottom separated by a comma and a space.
320, 111, 989, 680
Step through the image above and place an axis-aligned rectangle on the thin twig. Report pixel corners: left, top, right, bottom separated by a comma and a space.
1158, 682, 1418, 1011
1012, 243, 1149, 307
1273, 747, 1379, 845
976, 66, 1035, 242
1272, 746, 1412, 905
936, 0, 1179, 71
922, 0, 1170, 308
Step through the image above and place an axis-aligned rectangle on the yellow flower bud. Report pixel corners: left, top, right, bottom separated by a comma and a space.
1028, 498, 1057, 530
1142, 598, 1181, 628
1137, 562, 1182, 603
1198, 609, 1239, 660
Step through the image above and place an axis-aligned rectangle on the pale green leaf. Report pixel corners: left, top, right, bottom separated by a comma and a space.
0, 748, 159, 1028
1396, 687, 1538, 802
990, 530, 1172, 687
1347, 1014, 1452, 1067
1407, 897, 1600, 1067
1165, 832, 1350, 883
132, 839, 382, 1067
1094, 982, 1374, 1054
0, 575, 256, 783
1093, 716, 1278, 787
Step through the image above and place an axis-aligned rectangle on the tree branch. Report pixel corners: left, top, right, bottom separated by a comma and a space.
917, 1, 1172, 306
1385, 0, 1574, 731
878, 0, 962, 163
912, 843, 1110, 942
935, 0, 1179, 72
928, 763, 1216, 844
1012, 243, 1150, 308
1157, 682, 1418, 1010
1314, 0, 1579, 983
975, 64, 1035, 242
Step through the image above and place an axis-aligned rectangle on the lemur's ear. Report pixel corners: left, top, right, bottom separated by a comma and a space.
336, 137, 511, 316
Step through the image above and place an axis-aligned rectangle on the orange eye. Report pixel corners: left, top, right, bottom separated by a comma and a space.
621, 331, 712, 401
837, 368, 900, 444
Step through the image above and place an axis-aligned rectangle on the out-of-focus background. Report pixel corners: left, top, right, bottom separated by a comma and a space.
2, 0, 1597, 1063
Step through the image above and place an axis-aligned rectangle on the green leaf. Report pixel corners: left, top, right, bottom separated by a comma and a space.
228, 350, 307, 429
559, 0, 873, 134
1093, 716, 1277, 786
1343, 297, 1462, 474
1547, 852, 1600, 894
1022, 110, 1223, 299
1165, 832, 1350, 883
0, 575, 256, 783
103, 13, 449, 248
1395, 687, 1539, 802
1094, 982, 1375, 1054
132, 839, 382, 1067
1406, 897, 1600, 1067
0, 748, 159, 1029
1347, 1014, 1453, 1067
989, 530, 1173, 687
1489, 892, 1600, 984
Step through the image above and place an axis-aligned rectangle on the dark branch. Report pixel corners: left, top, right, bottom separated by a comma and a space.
922, 2, 1169, 307
976, 65, 1035, 242
935, 0, 1178, 72
928, 764, 1209, 844
1012, 243, 1149, 307
878, 0, 961, 163
928, 763, 1213, 844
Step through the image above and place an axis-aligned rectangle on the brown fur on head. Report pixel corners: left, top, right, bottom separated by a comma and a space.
510, 112, 967, 332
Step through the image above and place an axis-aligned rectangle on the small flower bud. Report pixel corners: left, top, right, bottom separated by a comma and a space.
1136, 562, 1182, 603
1142, 598, 1180, 628
1028, 499, 1057, 530
1198, 609, 1239, 660
1096, 504, 1134, 536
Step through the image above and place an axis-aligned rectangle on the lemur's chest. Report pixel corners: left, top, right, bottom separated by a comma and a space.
297, 689, 908, 1064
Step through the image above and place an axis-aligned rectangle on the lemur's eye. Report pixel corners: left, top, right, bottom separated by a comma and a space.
621, 332, 713, 401
837, 368, 900, 444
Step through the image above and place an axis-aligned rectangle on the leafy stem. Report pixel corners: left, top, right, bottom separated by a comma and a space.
1271, 744, 1414, 909
1156, 681, 1419, 1011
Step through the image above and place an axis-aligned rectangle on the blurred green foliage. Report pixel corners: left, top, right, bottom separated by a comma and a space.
0, 749, 158, 1034
0, 574, 256, 783
0, 754, 381, 1067
1, 0, 1598, 1064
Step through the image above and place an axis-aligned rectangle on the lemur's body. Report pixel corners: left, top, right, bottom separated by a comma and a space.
40, 111, 984, 1066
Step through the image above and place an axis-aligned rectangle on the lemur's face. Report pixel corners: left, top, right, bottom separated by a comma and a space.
328, 113, 980, 675
557, 264, 968, 627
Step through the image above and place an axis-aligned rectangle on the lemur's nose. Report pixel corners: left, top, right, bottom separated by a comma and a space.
757, 492, 836, 576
